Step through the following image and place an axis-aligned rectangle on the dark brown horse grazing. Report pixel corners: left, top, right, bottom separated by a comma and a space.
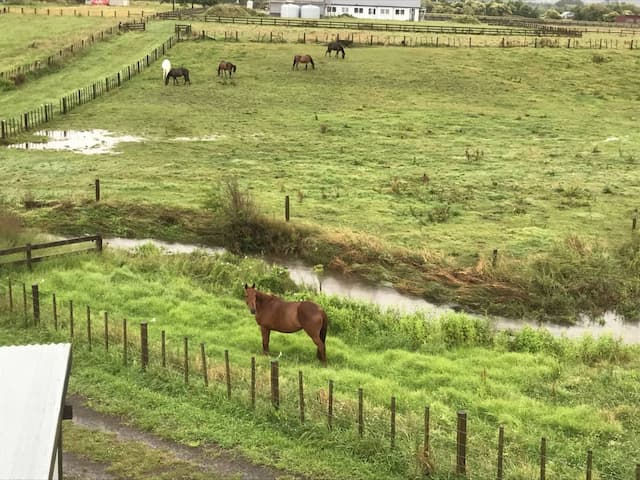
244, 284, 328, 365
165, 67, 191, 85
217, 61, 237, 78
292, 54, 315, 70
325, 41, 345, 59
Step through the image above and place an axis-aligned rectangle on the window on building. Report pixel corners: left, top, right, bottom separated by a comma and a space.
395, 8, 405, 14
341, 7, 349, 12
354, 7, 363, 13
380, 8, 390, 14
368, 7, 376, 14
326, 6, 336, 12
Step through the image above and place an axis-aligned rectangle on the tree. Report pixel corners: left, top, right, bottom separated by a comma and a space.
544, 7, 561, 18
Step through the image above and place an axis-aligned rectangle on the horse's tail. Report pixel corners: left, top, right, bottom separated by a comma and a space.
232, 64, 237, 72
292, 56, 297, 70
309, 56, 315, 69
320, 310, 328, 344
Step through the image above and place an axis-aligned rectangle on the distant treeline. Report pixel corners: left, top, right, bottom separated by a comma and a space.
421, 0, 640, 21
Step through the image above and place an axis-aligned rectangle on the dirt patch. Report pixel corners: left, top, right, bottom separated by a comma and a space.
67, 394, 305, 480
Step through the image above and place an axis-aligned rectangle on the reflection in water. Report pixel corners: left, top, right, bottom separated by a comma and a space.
7, 129, 143, 155
104, 238, 640, 344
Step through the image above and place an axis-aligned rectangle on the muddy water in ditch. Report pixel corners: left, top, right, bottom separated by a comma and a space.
103, 238, 640, 344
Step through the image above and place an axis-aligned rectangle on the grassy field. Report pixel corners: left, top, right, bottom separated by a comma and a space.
2, 30, 640, 319
1, 249, 639, 479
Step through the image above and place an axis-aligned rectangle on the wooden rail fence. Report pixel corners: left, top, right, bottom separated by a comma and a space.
0, 36, 176, 140
0, 235, 102, 269
0, 280, 638, 479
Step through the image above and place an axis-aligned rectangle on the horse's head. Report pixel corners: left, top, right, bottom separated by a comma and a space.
244, 283, 257, 314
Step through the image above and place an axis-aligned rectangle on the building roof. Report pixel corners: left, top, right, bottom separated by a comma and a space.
0, 343, 72, 480
326, 0, 420, 6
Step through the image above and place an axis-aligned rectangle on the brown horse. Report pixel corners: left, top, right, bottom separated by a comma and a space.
217, 61, 237, 78
292, 54, 315, 70
244, 284, 328, 365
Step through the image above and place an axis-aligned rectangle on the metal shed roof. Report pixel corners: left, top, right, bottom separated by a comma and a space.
0, 343, 72, 480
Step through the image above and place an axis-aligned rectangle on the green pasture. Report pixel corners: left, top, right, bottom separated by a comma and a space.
2, 32, 640, 319
1, 249, 639, 479
2, 40, 640, 255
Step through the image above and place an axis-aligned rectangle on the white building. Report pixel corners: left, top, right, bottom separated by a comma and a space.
270, 0, 420, 20
324, 0, 420, 21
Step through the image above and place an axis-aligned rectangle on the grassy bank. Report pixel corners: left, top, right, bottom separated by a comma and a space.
1, 248, 639, 479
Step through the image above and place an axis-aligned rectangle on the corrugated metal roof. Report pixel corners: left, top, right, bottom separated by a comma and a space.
0, 343, 72, 480
327, 0, 421, 7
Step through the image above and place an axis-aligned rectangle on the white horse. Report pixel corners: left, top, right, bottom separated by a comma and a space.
161, 59, 171, 82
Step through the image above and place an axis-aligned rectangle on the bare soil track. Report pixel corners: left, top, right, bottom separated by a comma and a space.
65, 394, 306, 480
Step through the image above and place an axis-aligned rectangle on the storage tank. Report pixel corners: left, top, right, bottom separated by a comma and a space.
246, 0, 253, 8
300, 4, 320, 19
280, 3, 300, 18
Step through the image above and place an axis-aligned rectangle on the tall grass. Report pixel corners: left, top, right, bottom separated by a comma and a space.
0, 249, 638, 479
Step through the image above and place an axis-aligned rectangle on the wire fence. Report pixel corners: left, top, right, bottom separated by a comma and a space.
0, 275, 637, 479
0, 35, 177, 140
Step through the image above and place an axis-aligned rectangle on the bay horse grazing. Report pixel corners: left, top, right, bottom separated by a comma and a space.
292, 54, 315, 70
161, 58, 171, 81
217, 61, 237, 78
244, 284, 328, 365
325, 41, 345, 59
165, 67, 191, 85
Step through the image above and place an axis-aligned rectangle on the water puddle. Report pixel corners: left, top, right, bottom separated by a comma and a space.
102, 237, 640, 344
7, 129, 143, 155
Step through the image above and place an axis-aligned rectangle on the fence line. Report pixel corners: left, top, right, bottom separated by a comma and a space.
0, 235, 102, 269
0, 278, 636, 479
0, 36, 176, 140
0, 26, 121, 81
199, 27, 638, 50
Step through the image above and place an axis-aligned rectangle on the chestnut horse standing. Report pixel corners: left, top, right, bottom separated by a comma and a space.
218, 61, 237, 78
244, 284, 328, 365
292, 54, 315, 70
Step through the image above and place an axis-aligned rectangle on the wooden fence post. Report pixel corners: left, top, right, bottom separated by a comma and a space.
586, 450, 592, 480
52, 294, 57, 330
141, 323, 148, 370
1, 120, 6, 139
424, 405, 430, 456
96, 234, 103, 253
492, 249, 498, 267
200, 343, 208, 386
26, 244, 32, 271
497, 426, 504, 480
298, 370, 305, 424
328, 379, 334, 430
540, 437, 546, 480
123, 318, 128, 365
104, 312, 109, 351
250, 356, 256, 408
632, 209, 637, 231
95, 178, 100, 201
390, 396, 396, 448
635, 463, 639, 480
285, 195, 290, 222
22, 283, 27, 323
69, 300, 74, 338
184, 337, 189, 384
31, 284, 40, 325
358, 387, 364, 438
161, 330, 166, 367
271, 360, 279, 409
456, 410, 467, 476
225, 349, 231, 399
87, 306, 92, 351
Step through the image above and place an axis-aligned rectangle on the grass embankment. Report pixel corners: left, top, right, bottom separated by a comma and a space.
1, 38, 640, 321
0, 19, 174, 115
1, 249, 639, 479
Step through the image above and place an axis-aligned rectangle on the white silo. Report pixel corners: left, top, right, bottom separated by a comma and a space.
246, 0, 253, 7
300, 4, 320, 18
280, 3, 300, 17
